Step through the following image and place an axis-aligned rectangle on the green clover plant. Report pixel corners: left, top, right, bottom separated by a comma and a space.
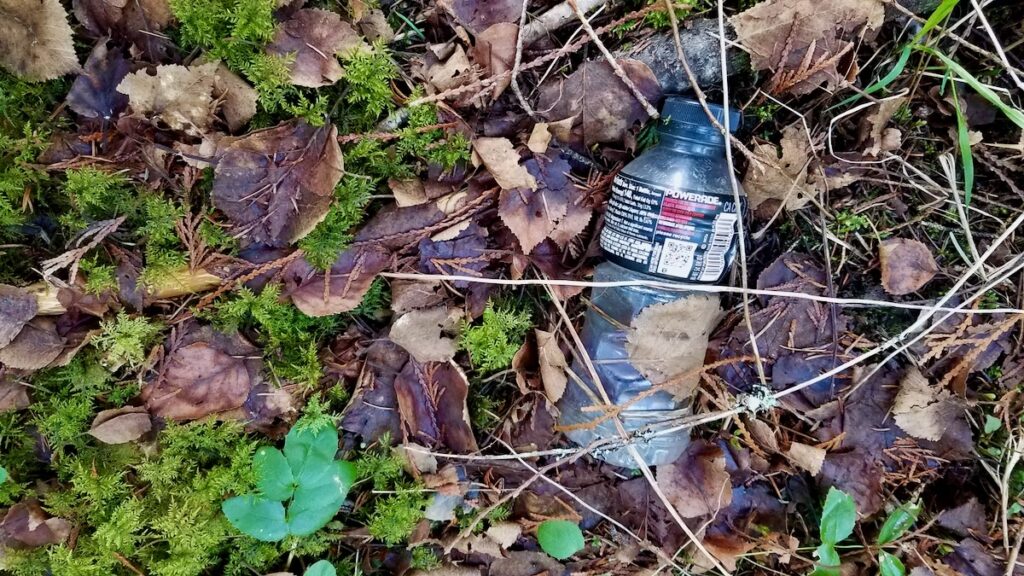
222, 424, 356, 541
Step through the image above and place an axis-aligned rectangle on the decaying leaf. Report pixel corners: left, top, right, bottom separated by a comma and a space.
117, 62, 220, 135
283, 245, 391, 317
535, 329, 567, 403
341, 340, 407, 443
936, 497, 986, 537
526, 123, 554, 154
657, 440, 733, 519
0, 501, 72, 549
394, 360, 478, 453
0, 319, 66, 371
537, 59, 662, 146
731, 0, 885, 95
0, 372, 30, 413
421, 44, 475, 93
0, 0, 79, 81
66, 41, 131, 120
142, 325, 262, 421
879, 238, 939, 296
267, 8, 368, 88
473, 137, 536, 191
497, 153, 591, 254
892, 367, 968, 442
859, 97, 907, 156
627, 294, 722, 399
470, 22, 518, 98
743, 126, 815, 213
211, 63, 259, 132
389, 306, 460, 363
437, 0, 524, 35
418, 222, 493, 287
212, 120, 344, 247
356, 9, 395, 43
88, 405, 152, 444
0, 285, 37, 349
72, 0, 175, 59
787, 442, 826, 475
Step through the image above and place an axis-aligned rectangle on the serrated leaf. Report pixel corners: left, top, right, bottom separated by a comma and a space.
287, 460, 352, 536
819, 487, 857, 545
222, 495, 288, 542
537, 519, 585, 560
879, 551, 906, 576
284, 425, 339, 481
305, 560, 337, 576
877, 503, 921, 545
256, 447, 295, 501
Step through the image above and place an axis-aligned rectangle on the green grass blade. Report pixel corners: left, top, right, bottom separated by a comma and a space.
913, 0, 960, 44
832, 45, 913, 109
923, 48, 1024, 129
949, 80, 975, 204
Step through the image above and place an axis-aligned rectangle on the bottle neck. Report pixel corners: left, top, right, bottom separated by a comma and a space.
657, 132, 727, 156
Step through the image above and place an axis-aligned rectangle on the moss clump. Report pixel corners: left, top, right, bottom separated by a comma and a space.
459, 302, 533, 373
93, 313, 164, 370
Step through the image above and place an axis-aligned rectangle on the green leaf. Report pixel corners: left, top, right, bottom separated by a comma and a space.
819, 487, 857, 545
913, 0, 960, 44
949, 79, 975, 204
832, 45, 912, 110
984, 415, 1002, 434
879, 551, 906, 576
284, 424, 339, 480
305, 560, 337, 576
877, 503, 921, 545
287, 460, 352, 537
811, 543, 841, 576
222, 495, 288, 542
922, 49, 1024, 129
255, 446, 295, 501
0, 465, 7, 484
537, 520, 585, 560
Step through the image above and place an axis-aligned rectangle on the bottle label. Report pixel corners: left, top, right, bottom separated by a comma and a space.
600, 173, 740, 283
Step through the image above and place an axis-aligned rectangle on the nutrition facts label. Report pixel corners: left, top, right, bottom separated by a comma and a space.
601, 173, 739, 283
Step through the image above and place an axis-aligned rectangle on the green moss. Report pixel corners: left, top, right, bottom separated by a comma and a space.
341, 48, 399, 130
411, 547, 441, 570
459, 302, 533, 373
355, 441, 406, 492
299, 174, 373, 270
79, 258, 119, 295
367, 490, 430, 545
93, 313, 163, 370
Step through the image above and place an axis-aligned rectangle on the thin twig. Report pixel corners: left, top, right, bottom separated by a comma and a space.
510, 0, 536, 117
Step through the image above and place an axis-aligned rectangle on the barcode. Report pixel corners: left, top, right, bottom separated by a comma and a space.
699, 214, 738, 282
656, 238, 698, 278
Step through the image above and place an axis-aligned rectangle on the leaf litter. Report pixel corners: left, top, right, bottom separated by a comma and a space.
0, 0, 1022, 574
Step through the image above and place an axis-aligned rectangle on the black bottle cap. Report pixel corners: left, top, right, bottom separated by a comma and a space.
658, 97, 741, 145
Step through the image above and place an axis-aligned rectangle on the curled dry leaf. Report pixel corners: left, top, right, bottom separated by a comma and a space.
0, 319, 66, 371
892, 367, 967, 442
0, 285, 37, 349
283, 245, 392, 317
537, 59, 662, 147
497, 153, 591, 254
470, 22, 518, 99
730, 0, 884, 95
268, 8, 368, 88
535, 329, 567, 403
88, 405, 152, 444
859, 97, 907, 157
212, 120, 344, 247
340, 340, 407, 443
117, 62, 220, 135
211, 63, 259, 132
394, 360, 478, 453
0, 501, 72, 549
473, 137, 536, 191
0, 0, 79, 81
389, 306, 460, 363
142, 325, 262, 421
67, 41, 131, 120
526, 123, 554, 154
743, 125, 815, 213
786, 442, 826, 475
627, 294, 722, 399
656, 440, 733, 519
879, 237, 939, 295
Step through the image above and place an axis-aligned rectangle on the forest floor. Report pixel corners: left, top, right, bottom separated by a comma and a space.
0, 0, 1023, 575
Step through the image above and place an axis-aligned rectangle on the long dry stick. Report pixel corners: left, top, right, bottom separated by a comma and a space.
510, 0, 536, 117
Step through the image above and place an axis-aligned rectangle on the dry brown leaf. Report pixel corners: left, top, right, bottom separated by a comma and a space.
389, 307, 459, 363
394, 360, 478, 453
537, 59, 662, 147
390, 179, 429, 207
66, 41, 131, 120
626, 294, 722, 399
395, 442, 439, 474
0, 501, 71, 549
535, 329, 567, 403
438, 0, 524, 35
657, 440, 732, 519
497, 153, 590, 254
0, 285, 37, 349
357, 8, 395, 43
0, 0, 79, 81
470, 22, 518, 98
731, 0, 884, 95
787, 441, 826, 475
0, 319, 66, 371
743, 125, 816, 212
486, 521, 522, 549
88, 406, 152, 444
526, 123, 553, 154
211, 63, 259, 132
0, 375, 30, 413
424, 44, 474, 93
879, 238, 939, 295
267, 8, 368, 88
118, 62, 220, 135
473, 137, 536, 190
892, 367, 966, 442
72, 0, 175, 60
859, 97, 907, 156
283, 245, 392, 317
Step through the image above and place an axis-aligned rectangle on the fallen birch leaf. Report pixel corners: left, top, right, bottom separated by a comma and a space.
0, 285, 37, 349
657, 440, 732, 519
0, 319, 66, 371
879, 238, 939, 295
743, 126, 815, 213
267, 9, 368, 88
283, 245, 391, 317
0, 0, 79, 81
892, 367, 966, 442
627, 294, 722, 399
389, 307, 459, 363
535, 330, 567, 403
118, 63, 220, 135
0, 501, 71, 549
473, 137, 536, 190
88, 406, 152, 444
497, 153, 590, 254
787, 442, 826, 475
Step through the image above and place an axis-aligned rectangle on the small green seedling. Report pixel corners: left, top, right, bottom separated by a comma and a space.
811, 487, 857, 576
537, 519, 585, 560
875, 502, 921, 576
305, 560, 337, 576
222, 424, 356, 541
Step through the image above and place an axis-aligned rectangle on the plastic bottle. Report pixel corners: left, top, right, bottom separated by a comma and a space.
557, 97, 743, 467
